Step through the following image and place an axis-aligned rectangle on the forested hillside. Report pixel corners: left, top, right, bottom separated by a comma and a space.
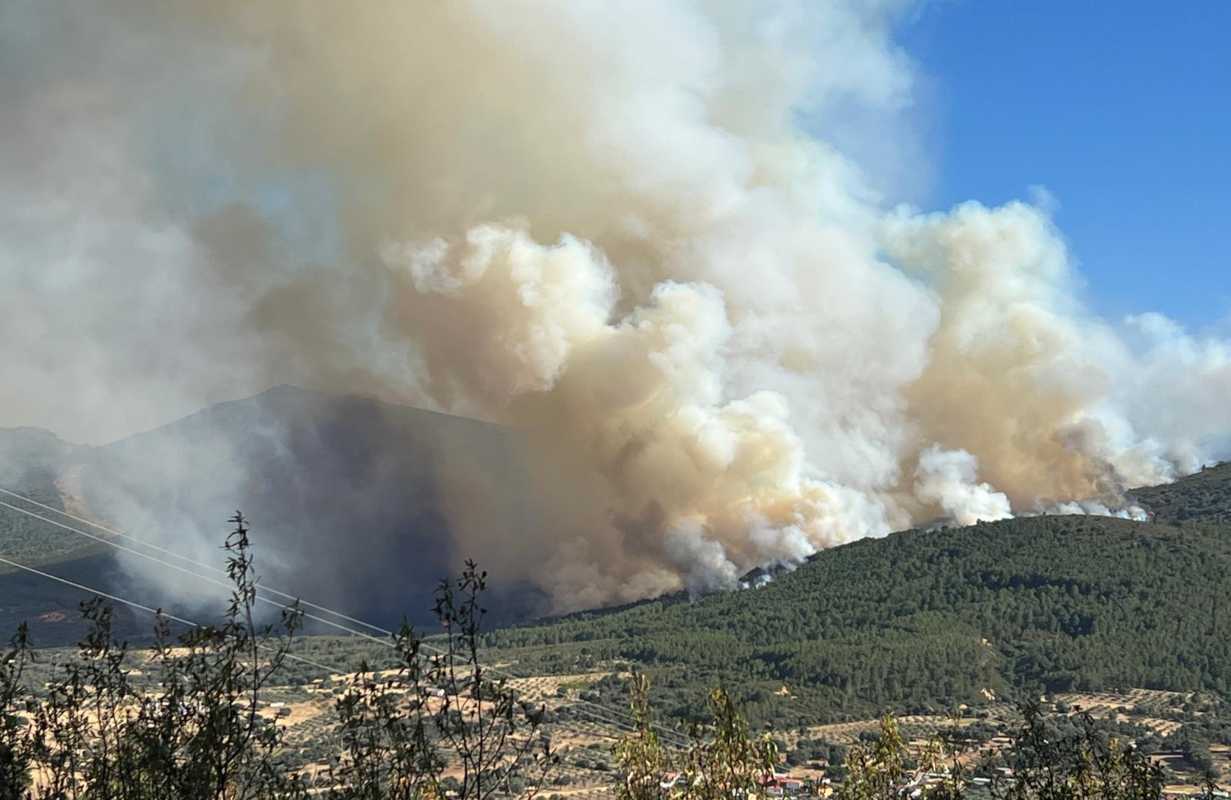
1133, 461, 1231, 524
0, 427, 100, 567
485, 512, 1231, 727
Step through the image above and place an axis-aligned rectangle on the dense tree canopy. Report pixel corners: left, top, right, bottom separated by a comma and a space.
486, 514, 1231, 725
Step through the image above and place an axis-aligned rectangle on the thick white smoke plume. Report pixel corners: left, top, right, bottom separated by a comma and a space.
2, 1, 1229, 608
914, 446, 1011, 527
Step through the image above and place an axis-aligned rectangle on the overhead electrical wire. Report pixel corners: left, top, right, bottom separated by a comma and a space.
0, 553, 345, 679
0, 487, 689, 749
0, 552, 645, 746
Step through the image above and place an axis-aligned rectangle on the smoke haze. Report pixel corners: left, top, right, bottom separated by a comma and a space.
2, 1, 1229, 609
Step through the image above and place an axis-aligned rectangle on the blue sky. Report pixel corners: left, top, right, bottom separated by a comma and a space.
898, 1, 1229, 330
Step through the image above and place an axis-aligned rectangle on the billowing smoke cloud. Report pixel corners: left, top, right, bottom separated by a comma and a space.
2, 1, 1229, 609
914, 446, 1011, 527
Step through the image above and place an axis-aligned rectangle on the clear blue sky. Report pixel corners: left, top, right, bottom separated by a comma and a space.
898, 1, 1229, 330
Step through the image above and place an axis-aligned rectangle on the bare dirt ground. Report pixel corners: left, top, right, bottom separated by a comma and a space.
507, 671, 617, 702
260, 699, 326, 728
791, 714, 975, 747
1056, 689, 1190, 736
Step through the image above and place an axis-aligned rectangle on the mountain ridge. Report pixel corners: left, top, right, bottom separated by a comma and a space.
1, 386, 1227, 661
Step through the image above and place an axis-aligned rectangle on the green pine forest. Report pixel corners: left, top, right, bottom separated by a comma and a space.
483, 464, 1231, 728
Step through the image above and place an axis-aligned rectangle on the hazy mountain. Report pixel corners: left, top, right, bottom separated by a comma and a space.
0, 427, 76, 503
0, 386, 546, 644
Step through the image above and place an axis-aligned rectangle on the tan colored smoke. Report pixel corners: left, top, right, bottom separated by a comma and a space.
3, 1, 1229, 608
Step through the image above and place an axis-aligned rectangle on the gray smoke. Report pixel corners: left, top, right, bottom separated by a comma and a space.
2, 0, 1228, 609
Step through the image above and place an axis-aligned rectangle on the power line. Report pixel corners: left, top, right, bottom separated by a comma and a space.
0, 491, 675, 740
0, 499, 396, 650
0, 498, 662, 741
0, 489, 689, 749
0, 554, 344, 679
0, 552, 668, 751
0, 487, 388, 634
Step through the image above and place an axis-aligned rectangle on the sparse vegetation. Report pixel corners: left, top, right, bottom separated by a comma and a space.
0, 515, 553, 799
611, 675, 1227, 799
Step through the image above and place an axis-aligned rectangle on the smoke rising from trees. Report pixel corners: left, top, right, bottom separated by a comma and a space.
2, 1, 1228, 607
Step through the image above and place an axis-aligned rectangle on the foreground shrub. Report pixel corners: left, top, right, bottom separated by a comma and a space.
612, 675, 1208, 800
0, 514, 552, 800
